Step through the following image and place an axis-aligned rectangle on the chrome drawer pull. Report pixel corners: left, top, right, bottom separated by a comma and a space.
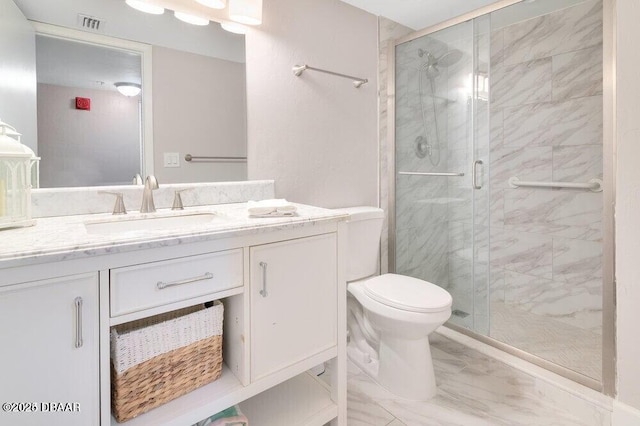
74, 297, 83, 349
259, 262, 268, 297
157, 272, 214, 290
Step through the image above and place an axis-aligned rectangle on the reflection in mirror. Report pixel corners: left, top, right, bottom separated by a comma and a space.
36, 35, 143, 187
2, 0, 247, 188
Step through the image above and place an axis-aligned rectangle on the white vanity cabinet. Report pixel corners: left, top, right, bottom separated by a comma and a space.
250, 233, 338, 381
1, 214, 347, 426
0, 273, 99, 426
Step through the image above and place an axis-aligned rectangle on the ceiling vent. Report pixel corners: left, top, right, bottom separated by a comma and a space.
77, 14, 105, 32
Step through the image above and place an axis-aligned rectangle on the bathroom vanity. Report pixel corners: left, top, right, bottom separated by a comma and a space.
0, 200, 347, 426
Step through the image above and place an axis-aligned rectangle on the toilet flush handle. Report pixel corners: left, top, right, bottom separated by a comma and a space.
259, 262, 268, 297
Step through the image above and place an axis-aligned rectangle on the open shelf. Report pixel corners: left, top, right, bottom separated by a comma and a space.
239, 372, 337, 426
110, 364, 243, 426
110, 367, 337, 426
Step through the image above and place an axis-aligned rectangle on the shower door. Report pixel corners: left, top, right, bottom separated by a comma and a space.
394, 16, 490, 334
393, 0, 606, 384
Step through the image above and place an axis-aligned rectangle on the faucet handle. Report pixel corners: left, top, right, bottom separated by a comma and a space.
145, 175, 159, 189
98, 191, 127, 215
171, 188, 194, 210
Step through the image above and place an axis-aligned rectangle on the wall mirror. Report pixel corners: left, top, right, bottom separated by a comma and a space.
2, 0, 247, 188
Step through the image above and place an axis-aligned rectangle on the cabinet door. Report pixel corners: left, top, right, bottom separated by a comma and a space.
250, 233, 337, 381
0, 273, 99, 426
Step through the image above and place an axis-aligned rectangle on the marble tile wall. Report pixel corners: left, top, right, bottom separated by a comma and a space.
489, 0, 604, 350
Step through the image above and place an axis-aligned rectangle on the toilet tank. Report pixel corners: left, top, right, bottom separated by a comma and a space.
334, 206, 385, 282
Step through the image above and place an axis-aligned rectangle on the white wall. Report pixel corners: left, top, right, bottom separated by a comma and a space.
0, 0, 37, 152
152, 46, 247, 184
37, 84, 140, 187
614, 0, 640, 414
245, 0, 378, 208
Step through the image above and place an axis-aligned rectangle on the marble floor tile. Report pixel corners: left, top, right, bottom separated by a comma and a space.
490, 301, 602, 380
334, 333, 598, 426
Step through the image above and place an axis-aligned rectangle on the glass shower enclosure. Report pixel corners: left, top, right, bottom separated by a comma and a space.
393, 0, 604, 385
395, 16, 490, 333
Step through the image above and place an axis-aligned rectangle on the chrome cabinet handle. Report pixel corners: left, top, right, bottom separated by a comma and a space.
473, 160, 484, 189
157, 272, 214, 290
259, 262, 268, 297
74, 297, 83, 349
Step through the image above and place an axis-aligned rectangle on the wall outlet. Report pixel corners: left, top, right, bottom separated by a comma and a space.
163, 152, 180, 168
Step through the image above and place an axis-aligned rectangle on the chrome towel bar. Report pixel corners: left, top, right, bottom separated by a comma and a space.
398, 171, 465, 177
508, 177, 603, 192
292, 64, 368, 88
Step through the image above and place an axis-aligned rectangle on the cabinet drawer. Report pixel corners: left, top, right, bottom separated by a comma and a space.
110, 249, 243, 316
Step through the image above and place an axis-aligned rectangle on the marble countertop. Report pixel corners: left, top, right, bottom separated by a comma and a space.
0, 203, 347, 269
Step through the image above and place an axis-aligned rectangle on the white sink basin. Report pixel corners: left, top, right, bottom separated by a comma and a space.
84, 212, 226, 235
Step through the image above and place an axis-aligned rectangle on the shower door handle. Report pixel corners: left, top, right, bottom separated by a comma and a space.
472, 160, 483, 190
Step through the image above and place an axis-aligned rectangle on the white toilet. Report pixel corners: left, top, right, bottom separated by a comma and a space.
337, 206, 452, 400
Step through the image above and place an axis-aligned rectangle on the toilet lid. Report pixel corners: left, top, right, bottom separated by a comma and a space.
363, 274, 452, 313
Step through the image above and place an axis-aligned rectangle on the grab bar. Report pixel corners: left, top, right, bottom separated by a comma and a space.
185, 154, 247, 162
398, 172, 465, 177
508, 177, 603, 192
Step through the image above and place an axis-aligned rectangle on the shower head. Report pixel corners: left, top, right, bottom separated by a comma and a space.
418, 48, 463, 67
436, 49, 463, 68
419, 48, 464, 79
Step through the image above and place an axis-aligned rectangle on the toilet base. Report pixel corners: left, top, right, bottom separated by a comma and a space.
347, 340, 379, 378
347, 334, 437, 401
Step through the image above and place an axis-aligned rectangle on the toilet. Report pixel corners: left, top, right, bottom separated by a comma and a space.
337, 206, 452, 400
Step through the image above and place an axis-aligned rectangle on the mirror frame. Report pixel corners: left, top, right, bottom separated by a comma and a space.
31, 21, 155, 182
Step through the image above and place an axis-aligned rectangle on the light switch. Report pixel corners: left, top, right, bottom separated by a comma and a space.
163, 152, 180, 168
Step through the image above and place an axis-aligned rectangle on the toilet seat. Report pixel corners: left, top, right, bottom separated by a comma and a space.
362, 274, 452, 313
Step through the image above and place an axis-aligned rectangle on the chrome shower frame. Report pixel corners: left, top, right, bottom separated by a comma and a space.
387, 0, 616, 396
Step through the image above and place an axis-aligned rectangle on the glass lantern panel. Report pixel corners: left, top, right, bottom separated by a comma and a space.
0, 157, 29, 223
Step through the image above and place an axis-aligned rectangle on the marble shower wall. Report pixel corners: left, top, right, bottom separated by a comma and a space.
489, 0, 604, 335
394, 28, 466, 291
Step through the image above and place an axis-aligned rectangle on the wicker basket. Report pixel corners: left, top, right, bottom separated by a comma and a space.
110, 301, 224, 422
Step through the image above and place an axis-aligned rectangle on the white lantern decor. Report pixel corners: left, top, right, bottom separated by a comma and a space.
0, 119, 35, 229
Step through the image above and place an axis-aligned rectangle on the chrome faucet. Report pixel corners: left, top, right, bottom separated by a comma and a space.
98, 191, 127, 215
140, 175, 159, 213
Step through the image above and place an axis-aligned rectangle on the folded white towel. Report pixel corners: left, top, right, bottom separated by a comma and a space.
248, 199, 297, 217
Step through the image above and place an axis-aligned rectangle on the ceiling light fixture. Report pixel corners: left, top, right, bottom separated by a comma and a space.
220, 21, 247, 34
229, 0, 262, 25
125, 0, 165, 15
195, 0, 226, 9
114, 82, 142, 97
174, 11, 210, 25
123, 0, 262, 28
